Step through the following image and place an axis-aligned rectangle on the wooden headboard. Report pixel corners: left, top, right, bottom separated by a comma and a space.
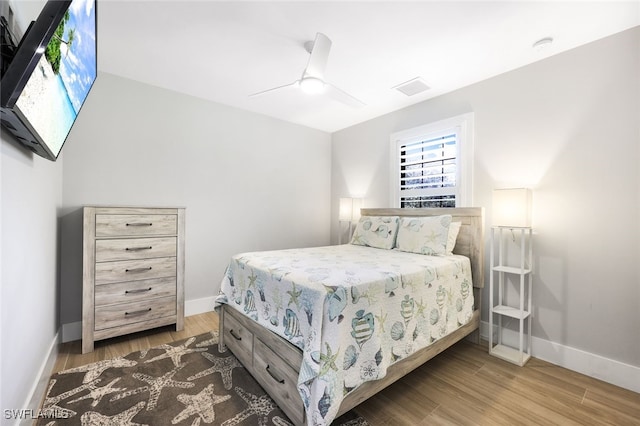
360, 208, 485, 293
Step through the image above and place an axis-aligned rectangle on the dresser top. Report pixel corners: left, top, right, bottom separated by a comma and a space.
84, 207, 185, 216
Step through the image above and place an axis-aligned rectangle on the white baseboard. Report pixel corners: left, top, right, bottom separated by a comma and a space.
61, 321, 82, 343
480, 321, 640, 394
61, 296, 217, 343
16, 331, 60, 426
185, 296, 216, 317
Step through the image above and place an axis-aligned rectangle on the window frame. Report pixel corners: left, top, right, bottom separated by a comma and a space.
390, 113, 474, 208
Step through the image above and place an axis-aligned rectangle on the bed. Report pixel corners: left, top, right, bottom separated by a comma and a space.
215, 207, 484, 425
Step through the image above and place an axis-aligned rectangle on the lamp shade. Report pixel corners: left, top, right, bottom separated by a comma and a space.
351, 198, 363, 222
339, 198, 353, 221
339, 197, 363, 222
492, 188, 532, 227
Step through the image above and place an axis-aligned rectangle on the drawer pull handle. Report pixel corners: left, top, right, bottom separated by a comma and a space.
125, 308, 152, 316
266, 365, 285, 384
229, 329, 242, 341
125, 287, 152, 294
126, 222, 153, 227
125, 267, 153, 273
126, 246, 153, 251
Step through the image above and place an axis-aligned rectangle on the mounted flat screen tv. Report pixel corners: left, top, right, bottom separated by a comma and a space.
0, 0, 97, 161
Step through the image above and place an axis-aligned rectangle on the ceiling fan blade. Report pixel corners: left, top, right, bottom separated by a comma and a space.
303, 32, 332, 80
249, 81, 299, 98
325, 83, 365, 108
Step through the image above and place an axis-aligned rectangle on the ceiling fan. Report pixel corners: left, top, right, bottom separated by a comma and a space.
249, 33, 365, 108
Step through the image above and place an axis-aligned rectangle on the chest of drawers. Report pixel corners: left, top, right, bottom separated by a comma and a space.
82, 206, 185, 353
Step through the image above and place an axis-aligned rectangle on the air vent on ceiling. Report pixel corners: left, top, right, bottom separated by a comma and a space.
393, 77, 430, 96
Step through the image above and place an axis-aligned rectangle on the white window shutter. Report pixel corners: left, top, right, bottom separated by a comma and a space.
390, 113, 473, 208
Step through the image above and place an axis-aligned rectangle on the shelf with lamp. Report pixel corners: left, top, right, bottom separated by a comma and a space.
338, 197, 362, 244
489, 188, 533, 366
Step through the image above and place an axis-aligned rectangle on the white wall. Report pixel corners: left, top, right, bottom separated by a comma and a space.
1, 131, 62, 423
60, 72, 332, 328
332, 27, 640, 369
1, 1, 63, 422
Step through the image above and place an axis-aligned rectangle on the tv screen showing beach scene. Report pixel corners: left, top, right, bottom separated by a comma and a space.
14, 0, 96, 158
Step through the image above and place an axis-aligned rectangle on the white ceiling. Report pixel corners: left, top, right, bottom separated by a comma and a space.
95, 1, 639, 133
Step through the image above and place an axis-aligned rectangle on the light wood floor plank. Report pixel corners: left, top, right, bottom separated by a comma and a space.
52, 311, 219, 374
581, 389, 640, 425
49, 311, 639, 425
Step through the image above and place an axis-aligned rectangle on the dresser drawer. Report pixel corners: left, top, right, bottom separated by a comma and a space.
94, 296, 176, 331
95, 277, 176, 307
222, 309, 254, 368
253, 337, 305, 425
96, 214, 177, 237
96, 237, 177, 262
95, 257, 176, 285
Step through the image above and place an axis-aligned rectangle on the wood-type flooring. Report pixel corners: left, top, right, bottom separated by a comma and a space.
52, 311, 640, 425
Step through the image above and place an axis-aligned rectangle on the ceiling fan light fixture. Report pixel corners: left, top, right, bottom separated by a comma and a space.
299, 77, 326, 94
250, 33, 364, 107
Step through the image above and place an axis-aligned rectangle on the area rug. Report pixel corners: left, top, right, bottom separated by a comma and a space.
37, 331, 368, 425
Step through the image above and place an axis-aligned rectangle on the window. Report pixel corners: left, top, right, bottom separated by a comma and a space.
390, 113, 473, 208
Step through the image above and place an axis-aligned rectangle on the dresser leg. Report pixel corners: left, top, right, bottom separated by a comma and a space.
82, 338, 94, 354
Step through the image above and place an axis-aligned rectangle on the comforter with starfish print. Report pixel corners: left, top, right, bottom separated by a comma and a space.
215, 244, 474, 426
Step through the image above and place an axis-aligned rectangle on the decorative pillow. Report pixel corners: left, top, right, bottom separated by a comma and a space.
446, 221, 462, 255
350, 216, 399, 250
396, 215, 452, 255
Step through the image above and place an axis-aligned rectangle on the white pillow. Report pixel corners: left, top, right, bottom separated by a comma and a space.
350, 216, 399, 250
395, 215, 452, 255
446, 221, 462, 255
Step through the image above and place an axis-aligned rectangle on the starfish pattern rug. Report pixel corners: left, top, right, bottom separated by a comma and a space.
37, 331, 368, 426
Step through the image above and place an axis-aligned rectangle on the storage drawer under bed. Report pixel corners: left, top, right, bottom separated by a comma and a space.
253, 337, 304, 425
221, 305, 305, 425
221, 308, 254, 368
